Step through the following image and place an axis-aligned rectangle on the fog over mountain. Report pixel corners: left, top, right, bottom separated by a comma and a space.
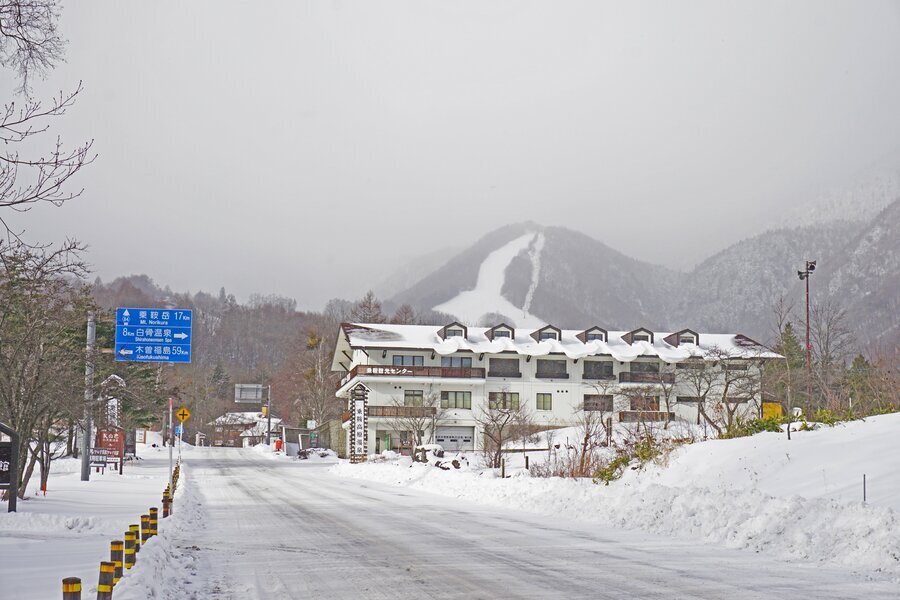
388, 197, 900, 349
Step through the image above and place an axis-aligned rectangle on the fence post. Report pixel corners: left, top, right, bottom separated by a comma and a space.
124, 531, 136, 569
130, 524, 141, 553
525, 455, 529, 470
863, 473, 867, 503
97, 561, 115, 600
140, 514, 150, 544
110, 540, 123, 585
501, 458, 506, 478
62, 577, 81, 600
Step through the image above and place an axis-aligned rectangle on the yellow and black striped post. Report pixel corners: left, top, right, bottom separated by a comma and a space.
124, 531, 137, 569
110, 540, 124, 584
130, 524, 141, 553
62, 577, 81, 600
97, 561, 115, 599
140, 514, 150, 544
162, 496, 170, 518
148, 507, 158, 537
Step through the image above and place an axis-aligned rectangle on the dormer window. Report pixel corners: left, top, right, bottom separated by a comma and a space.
663, 329, 699, 347
438, 321, 468, 340
486, 323, 515, 341
623, 328, 654, 345
577, 326, 608, 344
531, 325, 562, 343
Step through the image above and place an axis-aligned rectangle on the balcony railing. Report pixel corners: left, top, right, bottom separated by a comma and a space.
619, 411, 675, 423
618, 372, 675, 384
339, 364, 486, 389
487, 371, 522, 378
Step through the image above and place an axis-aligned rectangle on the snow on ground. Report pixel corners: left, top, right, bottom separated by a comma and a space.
0, 435, 191, 600
433, 232, 544, 327
332, 413, 900, 581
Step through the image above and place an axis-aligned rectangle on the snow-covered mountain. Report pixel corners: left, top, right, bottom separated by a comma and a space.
389, 199, 900, 348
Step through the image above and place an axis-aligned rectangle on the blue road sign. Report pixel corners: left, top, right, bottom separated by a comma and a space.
115, 308, 193, 363
174, 424, 183, 436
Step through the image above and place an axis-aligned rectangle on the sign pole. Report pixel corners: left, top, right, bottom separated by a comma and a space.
266, 385, 273, 446
81, 312, 95, 482
168, 398, 174, 488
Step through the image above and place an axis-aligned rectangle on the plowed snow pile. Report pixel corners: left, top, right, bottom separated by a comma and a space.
332, 413, 900, 580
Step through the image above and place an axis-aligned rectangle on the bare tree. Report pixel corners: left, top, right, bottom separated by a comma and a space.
385, 386, 444, 456
475, 389, 532, 468
349, 290, 386, 323
1, 1, 94, 235
390, 303, 417, 325
810, 298, 854, 410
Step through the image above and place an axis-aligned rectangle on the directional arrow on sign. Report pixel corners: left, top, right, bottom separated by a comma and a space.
122, 309, 130, 317
173, 332, 188, 340
118, 348, 133, 356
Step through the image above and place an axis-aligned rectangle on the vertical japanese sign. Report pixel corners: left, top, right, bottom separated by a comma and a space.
349, 383, 369, 463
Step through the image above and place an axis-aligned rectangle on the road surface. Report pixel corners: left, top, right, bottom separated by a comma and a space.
172, 449, 898, 599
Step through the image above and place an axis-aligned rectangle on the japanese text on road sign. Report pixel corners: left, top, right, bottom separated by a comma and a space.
115, 308, 193, 363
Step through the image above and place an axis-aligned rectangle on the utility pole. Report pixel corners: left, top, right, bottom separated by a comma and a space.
81, 312, 95, 482
168, 398, 174, 488
266, 385, 273, 445
797, 260, 816, 416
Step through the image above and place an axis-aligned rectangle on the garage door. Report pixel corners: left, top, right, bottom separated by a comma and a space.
435, 426, 475, 452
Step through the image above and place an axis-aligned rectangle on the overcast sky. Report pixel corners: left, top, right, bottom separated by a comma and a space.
5, 1, 900, 309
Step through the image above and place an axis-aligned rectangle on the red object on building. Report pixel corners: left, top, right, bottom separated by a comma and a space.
96, 426, 125, 474
274, 439, 283, 452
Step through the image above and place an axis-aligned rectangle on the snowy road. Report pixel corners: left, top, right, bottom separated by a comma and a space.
173, 450, 898, 600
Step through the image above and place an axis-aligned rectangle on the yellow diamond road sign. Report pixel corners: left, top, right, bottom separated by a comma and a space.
176, 406, 191, 423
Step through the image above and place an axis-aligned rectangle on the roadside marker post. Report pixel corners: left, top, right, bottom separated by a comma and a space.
140, 514, 150, 544
61, 577, 81, 600
97, 562, 115, 600
124, 531, 137, 569
110, 540, 123, 584
130, 523, 141, 553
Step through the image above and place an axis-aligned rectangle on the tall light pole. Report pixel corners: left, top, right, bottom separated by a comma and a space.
797, 260, 816, 415
266, 384, 273, 446
81, 312, 95, 482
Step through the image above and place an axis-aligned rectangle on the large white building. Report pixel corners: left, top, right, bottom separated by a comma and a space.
332, 321, 779, 455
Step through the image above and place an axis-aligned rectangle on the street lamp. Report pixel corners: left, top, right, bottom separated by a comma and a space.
797, 260, 816, 414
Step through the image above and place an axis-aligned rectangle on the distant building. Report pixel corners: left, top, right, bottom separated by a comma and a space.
331, 322, 780, 456
209, 411, 282, 447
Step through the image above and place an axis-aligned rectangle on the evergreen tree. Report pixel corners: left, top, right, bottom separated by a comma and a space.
775, 322, 805, 370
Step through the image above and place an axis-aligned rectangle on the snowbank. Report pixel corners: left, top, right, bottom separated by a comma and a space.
332, 413, 900, 580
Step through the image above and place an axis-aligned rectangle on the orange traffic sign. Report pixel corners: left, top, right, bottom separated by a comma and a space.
176, 406, 191, 423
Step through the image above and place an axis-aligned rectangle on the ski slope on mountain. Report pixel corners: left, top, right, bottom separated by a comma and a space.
433, 231, 544, 327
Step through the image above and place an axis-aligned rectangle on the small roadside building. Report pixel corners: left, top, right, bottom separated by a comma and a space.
210, 411, 282, 447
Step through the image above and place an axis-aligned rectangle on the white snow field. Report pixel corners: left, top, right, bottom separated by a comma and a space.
4, 420, 899, 599
0, 435, 190, 600
333, 413, 900, 586
434, 232, 544, 328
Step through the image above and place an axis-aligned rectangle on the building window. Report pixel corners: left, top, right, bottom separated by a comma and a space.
488, 392, 519, 410
393, 355, 424, 367
630, 361, 660, 373
724, 362, 750, 371
633, 333, 650, 342
404, 390, 424, 407
493, 330, 511, 338
446, 329, 464, 337
586, 333, 605, 342
441, 356, 473, 368
536, 393, 553, 410
536, 359, 568, 378
488, 358, 520, 377
676, 360, 704, 370
630, 396, 659, 411
584, 394, 613, 412
539, 331, 558, 341
441, 391, 472, 409
583, 361, 614, 379
679, 336, 696, 345
676, 396, 701, 404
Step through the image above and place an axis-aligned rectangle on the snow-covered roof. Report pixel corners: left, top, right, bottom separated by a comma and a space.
209, 412, 282, 427
332, 323, 780, 371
